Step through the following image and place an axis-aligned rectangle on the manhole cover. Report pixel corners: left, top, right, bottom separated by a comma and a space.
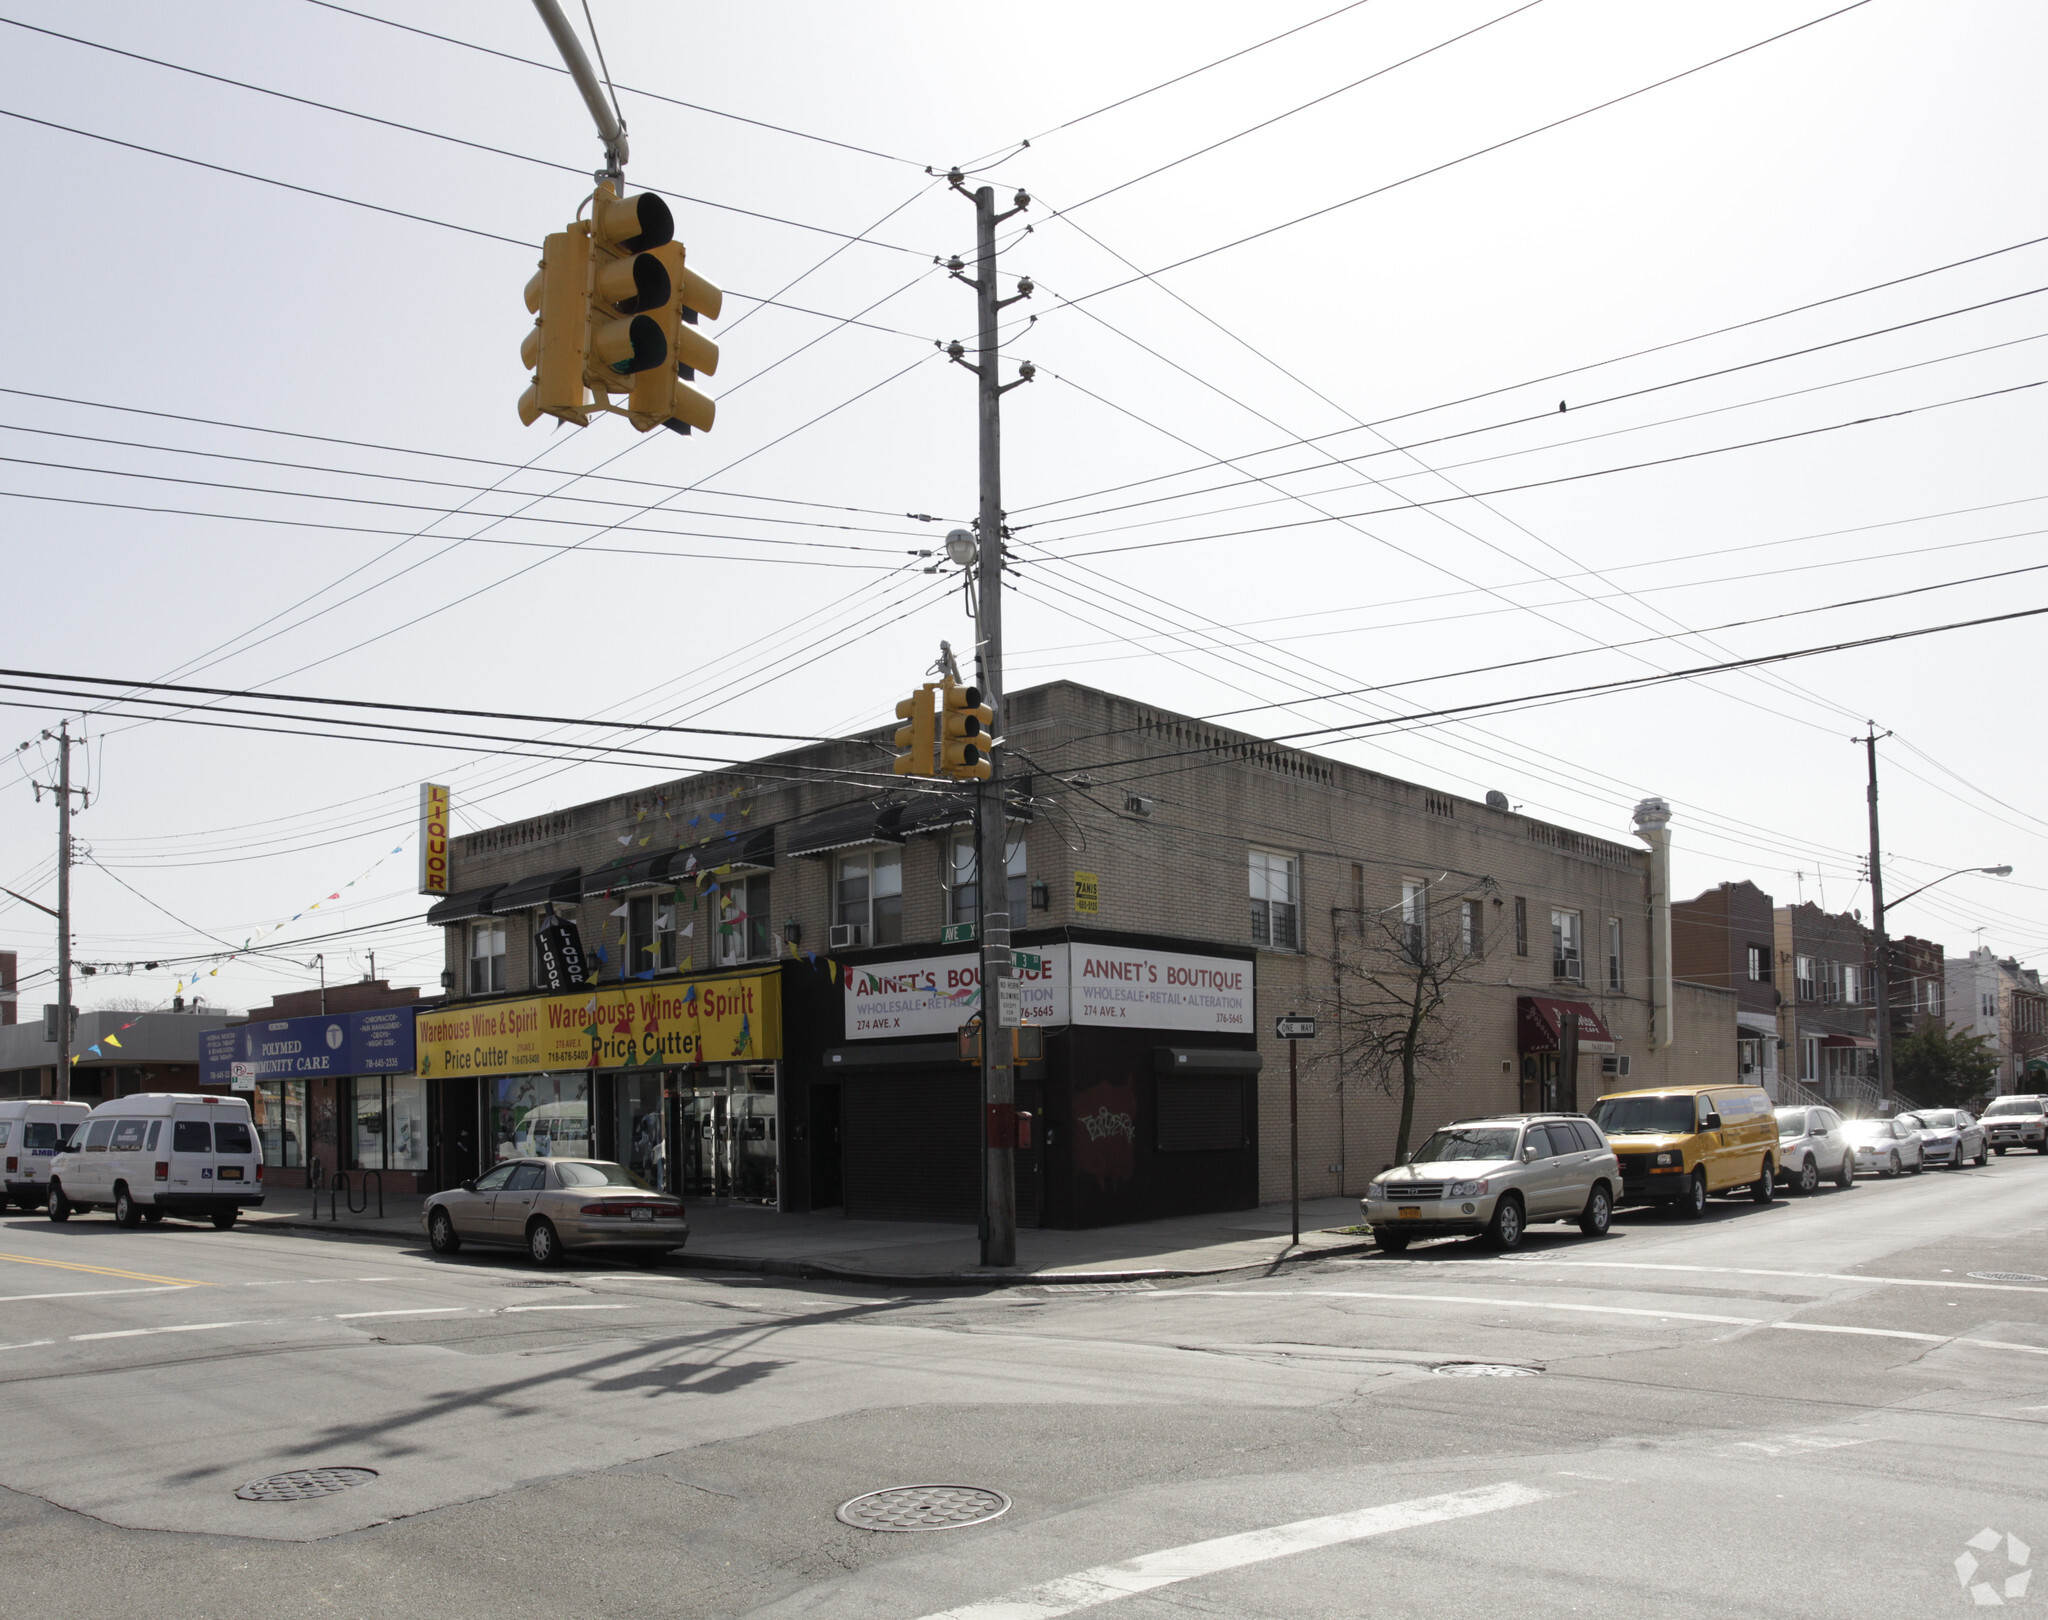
836, 1485, 1011, 1532
1432, 1363, 1540, 1378
1969, 1272, 2048, 1283
236, 1467, 379, 1502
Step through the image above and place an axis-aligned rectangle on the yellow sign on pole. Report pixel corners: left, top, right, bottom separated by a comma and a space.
418, 784, 451, 895
1073, 871, 1099, 914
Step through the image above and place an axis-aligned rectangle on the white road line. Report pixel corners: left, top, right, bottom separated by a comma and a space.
501, 1303, 632, 1313
333, 1307, 468, 1320
912, 1481, 1552, 1620
1770, 1323, 2048, 1356
1178, 1290, 1760, 1326
1348, 1258, 2048, 1295
70, 1320, 274, 1342
0, 1339, 55, 1352
0, 1286, 190, 1303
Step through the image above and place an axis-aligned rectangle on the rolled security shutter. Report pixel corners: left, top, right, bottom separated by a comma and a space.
1157, 1077, 1246, 1152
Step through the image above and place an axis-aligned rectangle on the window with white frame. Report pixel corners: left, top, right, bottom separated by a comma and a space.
715, 873, 772, 965
1825, 960, 1844, 1005
1606, 917, 1623, 992
1401, 880, 1426, 960
1747, 944, 1770, 983
1843, 963, 1863, 1006
1460, 898, 1482, 958
1513, 896, 1528, 956
1800, 1034, 1820, 1082
834, 846, 902, 946
1551, 908, 1582, 982
950, 827, 1028, 928
1249, 850, 1299, 950
626, 894, 661, 977
467, 919, 506, 995
1796, 954, 1817, 1001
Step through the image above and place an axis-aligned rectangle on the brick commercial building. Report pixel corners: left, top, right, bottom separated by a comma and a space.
1672, 879, 1780, 1094
425, 680, 1732, 1224
1773, 902, 1879, 1107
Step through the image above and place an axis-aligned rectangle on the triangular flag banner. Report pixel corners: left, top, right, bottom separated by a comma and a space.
88, 1044, 102, 1057
611, 902, 629, 918
104, 1034, 122, 1048
680, 922, 694, 938
828, 960, 839, 984
618, 835, 631, 846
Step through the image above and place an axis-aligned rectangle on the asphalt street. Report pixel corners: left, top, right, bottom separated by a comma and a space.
1, 1153, 2044, 1619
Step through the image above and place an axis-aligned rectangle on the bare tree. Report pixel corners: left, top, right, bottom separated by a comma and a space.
1313, 893, 1487, 1165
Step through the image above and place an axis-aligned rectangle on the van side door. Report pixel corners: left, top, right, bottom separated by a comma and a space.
74, 1117, 117, 1199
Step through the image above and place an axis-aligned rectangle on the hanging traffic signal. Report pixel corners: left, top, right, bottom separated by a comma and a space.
519, 227, 593, 427
629, 241, 722, 435
892, 684, 938, 776
582, 185, 676, 405
939, 680, 994, 780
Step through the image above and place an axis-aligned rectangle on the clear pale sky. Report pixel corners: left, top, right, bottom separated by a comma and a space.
1, 0, 2042, 1014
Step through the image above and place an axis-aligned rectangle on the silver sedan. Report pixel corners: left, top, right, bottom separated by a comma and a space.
1841, 1116, 1925, 1179
422, 1158, 689, 1265
1898, 1108, 1988, 1169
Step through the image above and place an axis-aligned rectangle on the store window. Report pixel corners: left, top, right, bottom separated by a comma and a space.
346, 1076, 430, 1172
489, 1071, 590, 1162
1249, 850, 1298, 950
253, 1078, 306, 1168
834, 847, 902, 946
1551, 909, 1582, 983
951, 828, 1028, 927
715, 873, 773, 965
468, 920, 506, 994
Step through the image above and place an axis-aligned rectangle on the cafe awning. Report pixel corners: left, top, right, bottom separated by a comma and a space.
424, 884, 502, 926
1820, 1033, 1878, 1050
788, 801, 905, 858
1517, 995, 1618, 1055
490, 867, 581, 911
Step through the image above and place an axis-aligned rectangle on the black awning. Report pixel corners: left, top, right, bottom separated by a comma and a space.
424, 884, 502, 926
687, 825, 775, 871
787, 801, 905, 858
580, 854, 668, 897
895, 791, 977, 839
1154, 1046, 1265, 1075
490, 867, 581, 911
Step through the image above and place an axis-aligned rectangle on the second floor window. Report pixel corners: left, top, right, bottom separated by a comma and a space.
1607, 917, 1623, 992
1249, 850, 1298, 950
1551, 909, 1582, 983
1401, 881, 1426, 959
1843, 963, 1863, 1005
1460, 898, 1482, 958
1747, 944, 1770, 983
715, 873, 772, 965
1982, 991, 1998, 1019
950, 828, 1028, 927
834, 847, 902, 946
1796, 954, 1817, 1001
1513, 896, 1528, 956
468, 920, 506, 995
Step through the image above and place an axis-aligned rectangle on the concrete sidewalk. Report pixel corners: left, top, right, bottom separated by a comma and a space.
241, 1188, 1373, 1284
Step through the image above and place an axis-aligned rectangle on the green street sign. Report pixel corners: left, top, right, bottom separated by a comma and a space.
941, 923, 976, 944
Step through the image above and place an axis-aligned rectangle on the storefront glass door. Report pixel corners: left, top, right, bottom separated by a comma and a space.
614, 1071, 666, 1190
680, 1063, 778, 1204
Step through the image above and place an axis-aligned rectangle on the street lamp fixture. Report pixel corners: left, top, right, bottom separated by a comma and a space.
1885, 865, 2013, 912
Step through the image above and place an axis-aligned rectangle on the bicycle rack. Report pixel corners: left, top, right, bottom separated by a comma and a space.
330, 1169, 383, 1220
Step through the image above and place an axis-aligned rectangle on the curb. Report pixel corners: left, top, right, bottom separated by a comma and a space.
239, 1216, 1379, 1284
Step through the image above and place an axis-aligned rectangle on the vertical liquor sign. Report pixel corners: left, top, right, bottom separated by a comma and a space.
418, 783, 451, 895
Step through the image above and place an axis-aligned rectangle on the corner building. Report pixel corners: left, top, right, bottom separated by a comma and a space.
429, 680, 1731, 1225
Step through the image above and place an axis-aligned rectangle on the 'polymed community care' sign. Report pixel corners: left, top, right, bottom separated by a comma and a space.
201, 1008, 416, 1087
416, 972, 780, 1078
843, 944, 1252, 1039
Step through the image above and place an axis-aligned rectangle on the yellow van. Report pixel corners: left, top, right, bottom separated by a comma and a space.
1590, 1084, 1779, 1218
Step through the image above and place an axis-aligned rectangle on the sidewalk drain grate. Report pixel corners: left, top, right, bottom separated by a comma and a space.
837, 1485, 1011, 1532
1433, 1363, 1540, 1378
1969, 1272, 2048, 1283
236, 1467, 379, 1503
1038, 1281, 1157, 1293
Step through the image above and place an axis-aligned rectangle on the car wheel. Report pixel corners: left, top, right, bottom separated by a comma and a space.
1578, 1183, 1612, 1238
112, 1185, 141, 1229
1948, 1149, 1966, 1171
210, 1209, 238, 1230
1909, 1152, 1925, 1174
1975, 1143, 1989, 1167
142, 1210, 164, 1225
428, 1208, 462, 1255
1995, 1145, 2007, 1156
47, 1182, 72, 1223
1883, 1152, 1901, 1179
1835, 1152, 1856, 1189
1483, 1195, 1525, 1251
1373, 1230, 1411, 1254
1795, 1157, 1820, 1196
1677, 1169, 1708, 1220
1751, 1160, 1775, 1204
2037, 1140, 2048, 1156
528, 1217, 562, 1267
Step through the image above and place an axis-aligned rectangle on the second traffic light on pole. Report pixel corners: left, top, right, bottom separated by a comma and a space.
892, 678, 992, 780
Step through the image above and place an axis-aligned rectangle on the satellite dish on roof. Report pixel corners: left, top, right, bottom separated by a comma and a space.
1485, 790, 1509, 811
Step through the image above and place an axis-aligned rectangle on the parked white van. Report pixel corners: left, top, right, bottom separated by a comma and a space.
0, 1099, 91, 1209
48, 1093, 265, 1229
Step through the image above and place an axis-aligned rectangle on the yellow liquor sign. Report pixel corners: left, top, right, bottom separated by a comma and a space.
416, 971, 779, 1079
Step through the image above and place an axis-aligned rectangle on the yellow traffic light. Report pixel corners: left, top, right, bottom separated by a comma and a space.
940, 680, 994, 781
892, 684, 937, 777
519, 228, 593, 427
628, 241, 723, 435
583, 184, 675, 404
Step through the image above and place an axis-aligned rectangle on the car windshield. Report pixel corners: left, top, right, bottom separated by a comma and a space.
1842, 1119, 1892, 1140
1774, 1109, 1807, 1134
1984, 1098, 2043, 1117
1591, 1095, 1696, 1135
552, 1160, 651, 1189
1411, 1127, 1518, 1163
1911, 1111, 1959, 1128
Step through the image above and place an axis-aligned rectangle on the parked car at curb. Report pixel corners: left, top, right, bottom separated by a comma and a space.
1772, 1105, 1857, 1194
1897, 1108, 1987, 1170
1363, 1114, 1618, 1253
0, 1099, 90, 1210
422, 1157, 689, 1266
1982, 1095, 2048, 1155
46, 1093, 265, 1228
1592, 1084, 1779, 1217
1841, 1116, 1924, 1178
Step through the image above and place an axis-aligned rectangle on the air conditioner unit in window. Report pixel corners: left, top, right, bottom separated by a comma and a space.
828, 923, 867, 950
1601, 1055, 1632, 1077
